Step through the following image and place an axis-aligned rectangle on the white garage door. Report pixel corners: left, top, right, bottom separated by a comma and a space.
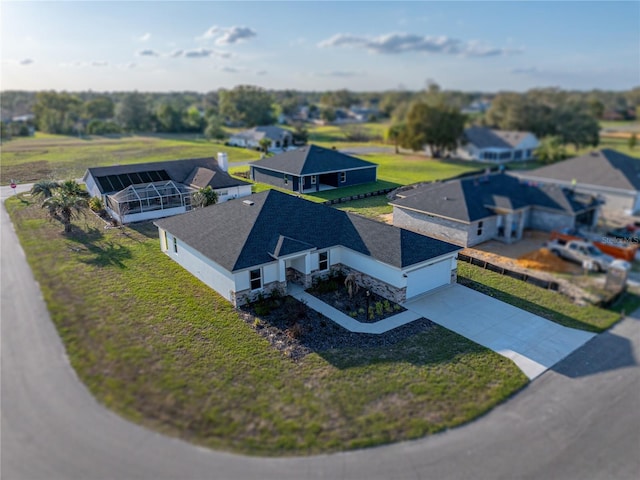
405, 259, 451, 300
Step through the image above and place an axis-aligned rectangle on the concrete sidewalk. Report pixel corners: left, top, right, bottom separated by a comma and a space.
288, 284, 421, 334
403, 284, 596, 380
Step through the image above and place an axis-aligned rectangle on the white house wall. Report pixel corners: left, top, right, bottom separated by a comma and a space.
393, 207, 472, 246
336, 247, 405, 288
159, 228, 236, 303
216, 185, 252, 203
83, 174, 101, 198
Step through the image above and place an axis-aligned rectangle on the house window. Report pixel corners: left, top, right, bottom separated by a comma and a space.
250, 269, 262, 291
284, 174, 288, 185
477, 221, 483, 236
340, 171, 347, 183
319, 251, 329, 271
163, 230, 168, 251
173, 236, 178, 253
311, 175, 317, 185
514, 150, 523, 160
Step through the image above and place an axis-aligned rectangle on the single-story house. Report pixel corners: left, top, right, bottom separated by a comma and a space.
83, 153, 252, 224
391, 172, 600, 247
514, 149, 640, 215
447, 127, 539, 162
155, 190, 461, 306
250, 144, 378, 193
228, 126, 294, 151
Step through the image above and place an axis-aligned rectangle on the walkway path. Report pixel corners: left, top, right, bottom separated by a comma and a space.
288, 284, 421, 334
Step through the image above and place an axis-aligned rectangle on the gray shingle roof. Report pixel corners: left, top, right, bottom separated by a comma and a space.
391, 173, 598, 223
155, 190, 460, 272
464, 127, 532, 149
232, 126, 292, 142
85, 157, 249, 194
250, 144, 377, 176
518, 149, 640, 191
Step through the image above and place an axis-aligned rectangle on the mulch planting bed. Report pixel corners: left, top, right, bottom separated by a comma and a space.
239, 295, 432, 361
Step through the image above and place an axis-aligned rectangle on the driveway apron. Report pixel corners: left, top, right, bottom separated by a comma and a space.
403, 284, 596, 379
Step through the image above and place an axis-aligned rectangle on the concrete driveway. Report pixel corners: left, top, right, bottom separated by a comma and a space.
403, 284, 596, 379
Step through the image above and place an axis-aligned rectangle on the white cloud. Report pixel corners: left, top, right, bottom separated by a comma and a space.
19, 58, 34, 65
314, 70, 363, 78
511, 67, 539, 75
221, 66, 239, 73
199, 25, 256, 45
173, 48, 231, 59
318, 32, 521, 57
168, 49, 184, 58
137, 49, 159, 57
91, 61, 108, 67
138, 32, 151, 42
255, 70, 267, 76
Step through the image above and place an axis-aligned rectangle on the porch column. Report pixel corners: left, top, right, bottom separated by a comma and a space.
278, 259, 287, 283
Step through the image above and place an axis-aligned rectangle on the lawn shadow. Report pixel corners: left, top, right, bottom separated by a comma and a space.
128, 221, 159, 240
66, 225, 132, 269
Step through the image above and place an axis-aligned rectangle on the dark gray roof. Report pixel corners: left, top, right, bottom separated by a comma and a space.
464, 127, 532, 149
155, 190, 460, 272
232, 126, 292, 142
250, 144, 377, 176
85, 157, 249, 194
391, 173, 598, 223
518, 149, 640, 192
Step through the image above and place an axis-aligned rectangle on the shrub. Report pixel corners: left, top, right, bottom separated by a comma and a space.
88, 196, 104, 213
375, 301, 384, 316
383, 300, 393, 313
368, 306, 375, 321
286, 322, 304, 340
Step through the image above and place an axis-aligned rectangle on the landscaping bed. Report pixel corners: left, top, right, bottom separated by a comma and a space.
307, 273, 405, 323
240, 293, 432, 361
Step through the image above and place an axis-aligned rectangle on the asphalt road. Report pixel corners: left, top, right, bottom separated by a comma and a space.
1, 189, 639, 480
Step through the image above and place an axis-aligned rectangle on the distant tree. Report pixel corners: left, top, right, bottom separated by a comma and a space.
219, 85, 275, 127
534, 136, 566, 164
401, 102, 466, 156
587, 98, 605, 120
291, 122, 309, 145
320, 107, 336, 123
33, 91, 82, 134
259, 137, 272, 154
183, 106, 205, 132
155, 103, 183, 132
83, 96, 115, 120
86, 119, 121, 135
204, 115, 227, 140
386, 123, 406, 153
42, 189, 88, 233
116, 92, 150, 132
553, 103, 600, 150
320, 89, 355, 109
629, 133, 637, 150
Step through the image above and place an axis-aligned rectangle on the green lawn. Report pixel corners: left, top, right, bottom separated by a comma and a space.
457, 262, 622, 333
5, 195, 528, 456
0, 133, 261, 184
567, 136, 640, 159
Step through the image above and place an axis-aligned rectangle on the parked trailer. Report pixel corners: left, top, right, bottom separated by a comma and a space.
549, 230, 638, 262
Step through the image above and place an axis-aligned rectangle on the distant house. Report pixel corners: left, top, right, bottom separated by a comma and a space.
228, 126, 293, 151
447, 127, 539, 163
155, 190, 461, 306
83, 153, 252, 224
391, 172, 600, 247
249, 144, 378, 193
515, 149, 640, 215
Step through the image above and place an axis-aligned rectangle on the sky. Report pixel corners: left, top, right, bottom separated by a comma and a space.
1, 1, 639, 93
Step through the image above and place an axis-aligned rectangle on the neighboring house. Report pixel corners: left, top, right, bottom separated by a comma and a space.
83, 153, 252, 224
228, 126, 293, 151
155, 190, 461, 306
461, 100, 492, 115
250, 144, 378, 193
515, 149, 640, 215
391, 172, 600, 247
447, 127, 539, 162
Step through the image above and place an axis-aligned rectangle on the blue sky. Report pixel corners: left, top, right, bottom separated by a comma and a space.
1, 1, 638, 92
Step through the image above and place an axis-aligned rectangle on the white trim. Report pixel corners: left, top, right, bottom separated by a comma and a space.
250, 164, 377, 177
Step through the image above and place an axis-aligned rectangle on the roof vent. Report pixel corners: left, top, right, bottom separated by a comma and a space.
243, 199, 255, 206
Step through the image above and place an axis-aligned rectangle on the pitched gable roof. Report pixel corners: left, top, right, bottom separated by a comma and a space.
464, 127, 532, 149
85, 157, 249, 194
520, 149, 640, 191
155, 190, 459, 272
232, 126, 292, 142
391, 173, 598, 223
250, 144, 377, 176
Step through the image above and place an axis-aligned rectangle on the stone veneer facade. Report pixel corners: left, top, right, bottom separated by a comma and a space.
232, 280, 287, 307
330, 263, 407, 304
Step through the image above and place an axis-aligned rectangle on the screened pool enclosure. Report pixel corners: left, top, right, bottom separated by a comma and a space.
105, 180, 195, 220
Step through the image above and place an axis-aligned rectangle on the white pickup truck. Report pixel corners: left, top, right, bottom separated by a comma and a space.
547, 239, 615, 272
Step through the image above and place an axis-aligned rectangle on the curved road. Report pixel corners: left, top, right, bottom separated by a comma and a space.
2, 188, 639, 480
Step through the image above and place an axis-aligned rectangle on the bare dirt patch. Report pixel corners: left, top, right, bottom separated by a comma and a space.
517, 248, 581, 274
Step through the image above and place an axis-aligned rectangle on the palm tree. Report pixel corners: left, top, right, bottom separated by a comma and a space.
42, 193, 88, 233
192, 186, 218, 209
59, 179, 89, 197
30, 179, 60, 200
258, 137, 272, 155
386, 123, 406, 154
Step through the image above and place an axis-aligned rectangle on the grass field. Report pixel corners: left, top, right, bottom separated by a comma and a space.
5, 194, 529, 456
0, 133, 261, 184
